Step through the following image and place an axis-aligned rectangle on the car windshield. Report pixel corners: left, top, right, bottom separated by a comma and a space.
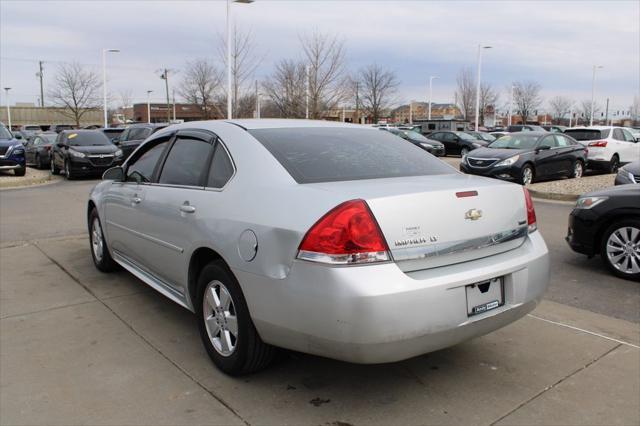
564, 129, 611, 141
0, 126, 13, 139
249, 127, 455, 184
67, 132, 110, 146
402, 130, 429, 142
488, 134, 540, 149
456, 132, 477, 141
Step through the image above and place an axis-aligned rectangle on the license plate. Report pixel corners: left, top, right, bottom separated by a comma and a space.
466, 278, 504, 316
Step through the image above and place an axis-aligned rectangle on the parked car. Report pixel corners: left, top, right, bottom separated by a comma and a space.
48, 124, 75, 133
507, 125, 547, 132
50, 130, 123, 179
24, 132, 57, 168
114, 123, 168, 159
381, 127, 445, 156
100, 127, 125, 143
88, 120, 549, 375
464, 131, 496, 143
564, 126, 640, 173
614, 160, 640, 185
490, 131, 510, 139
0, 123, 26, 176
542, 125, 567, 133
460, 132, 587, 185
566, 184, 640, 281
428, 130, 489, 156
10, 130, 30, 143
19, 124, 43, 139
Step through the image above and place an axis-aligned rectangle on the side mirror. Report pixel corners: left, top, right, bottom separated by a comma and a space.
112, 137, 120, 145
103, 166, 125, 182
13, 133, 22, 140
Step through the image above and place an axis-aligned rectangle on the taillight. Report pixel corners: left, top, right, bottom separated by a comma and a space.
297, 199, 390, 265
523, 188, 537, 233
588, 140, 608, 147
45, 146, 51, 151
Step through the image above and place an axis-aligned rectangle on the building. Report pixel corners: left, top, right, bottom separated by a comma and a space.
0, 106, 102, 129
392, 102, 461, 123
132, 103, 221, 123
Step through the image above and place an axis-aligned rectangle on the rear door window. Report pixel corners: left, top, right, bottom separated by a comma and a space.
613, 129, 625, 141
248, 127, 454, 184
206, 142, 234, 188
158, 137, 213, 186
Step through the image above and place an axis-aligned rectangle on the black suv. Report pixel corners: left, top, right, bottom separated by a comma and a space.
51, 130, 124, 179
114, 123, 167, 159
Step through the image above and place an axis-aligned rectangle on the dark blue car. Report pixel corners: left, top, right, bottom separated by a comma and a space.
0, 123, 26, 176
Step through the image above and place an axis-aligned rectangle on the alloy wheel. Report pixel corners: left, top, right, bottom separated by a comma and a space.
91, 218, 104, 262
202, 280, 238, 357
574, 162, 583, 178
606, 226, 640, 275
522, 167, 533, 185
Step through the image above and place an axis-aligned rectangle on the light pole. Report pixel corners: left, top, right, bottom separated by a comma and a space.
508, 84, 514, 127
474, 44, 492, 131
590, 65, 603, 126
305, 64, 310, 119
226, 0, 254, 120
3, 87, 11, 129
102, 49, 120, 128
428, 76, 439, 120
146, 90, 153, 124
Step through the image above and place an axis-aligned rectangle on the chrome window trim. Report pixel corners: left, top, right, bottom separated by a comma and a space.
204, 138, 236, 191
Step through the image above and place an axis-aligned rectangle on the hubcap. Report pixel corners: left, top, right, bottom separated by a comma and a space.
203, 280, 238, 357
523, 168, 533, 185
574, 162, 583, 178
91, 218, 103, 262
606, 226, 640, 275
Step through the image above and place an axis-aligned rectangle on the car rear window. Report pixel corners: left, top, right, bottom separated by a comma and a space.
564, 129, 611, 141
249, 127, 454, 184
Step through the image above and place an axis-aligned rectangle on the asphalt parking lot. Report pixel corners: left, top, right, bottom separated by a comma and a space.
1, 178, 639, 425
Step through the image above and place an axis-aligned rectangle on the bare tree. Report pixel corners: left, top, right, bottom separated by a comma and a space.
262, 59, 307, 118
454, 67, 475, 120
218, 27, 262, 118
300, 31, 348, 118
580, 99, 601, 125
548, 96, 572, 124
119, 89, 133, 110
179, 59, 223, 119
357, 63, 399, 124
513, 81, 542, 124
479, 83, 498, 126
48, 62, 101, 127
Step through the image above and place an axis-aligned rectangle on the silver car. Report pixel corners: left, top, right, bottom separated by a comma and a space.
88, 119, 550, 375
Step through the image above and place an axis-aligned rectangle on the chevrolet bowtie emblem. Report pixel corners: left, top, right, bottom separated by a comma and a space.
465, 209, 483, 221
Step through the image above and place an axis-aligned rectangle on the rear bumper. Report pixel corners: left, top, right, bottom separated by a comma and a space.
237, 231, 549, 364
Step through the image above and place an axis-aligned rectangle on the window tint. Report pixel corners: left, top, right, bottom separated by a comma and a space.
207, 143, 234, 188
128, 127, 151, 141
248, 127, 454, 184
622, 129, 636, 142
565, 129, 611, 141
539, 136, 558, 148
555, 135, 569, 147
159, 138, 212, 186
613, 129, 625, 141
127, 141, 169, 183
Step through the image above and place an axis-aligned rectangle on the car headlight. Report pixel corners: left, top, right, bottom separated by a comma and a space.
494, 155, 520, 167
575, 196, 608, 209
472, 143, 483, 148
68, 148, 86, 158
115, 149, 123, 157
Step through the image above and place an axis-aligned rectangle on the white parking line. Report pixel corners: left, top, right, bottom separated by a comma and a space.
528, 314, 640, 349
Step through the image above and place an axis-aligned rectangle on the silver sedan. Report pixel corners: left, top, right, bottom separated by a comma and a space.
88, 119, 550, 375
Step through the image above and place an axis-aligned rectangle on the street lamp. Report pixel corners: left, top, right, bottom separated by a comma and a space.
146, 90, 153, 124
226, 0, 254, 119
428, 76, 439, 120
590, 65, 604, 126
508, 84, 515, 127
102, 48, 120, 128
3, 88, 11, 129
474, 44, 492, 131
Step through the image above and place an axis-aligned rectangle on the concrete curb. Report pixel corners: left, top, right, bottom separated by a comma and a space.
0, 174, 59, 190
528, 188, 579, 202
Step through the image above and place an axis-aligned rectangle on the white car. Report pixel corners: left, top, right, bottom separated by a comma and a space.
565, 126, 640, 173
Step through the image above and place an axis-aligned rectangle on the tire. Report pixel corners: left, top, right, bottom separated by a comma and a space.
14, 166, 26, 177
36, 154, 44, 169
196, 260, 276, 375
51, 157, 60, 175
460, 147, 470, 157
89, 208, 117, 272
608, 155, 619, 174
520, 164, 534, 185
64, 160, 74, 180
600, 219, 640, 281
571, 160, 584, 179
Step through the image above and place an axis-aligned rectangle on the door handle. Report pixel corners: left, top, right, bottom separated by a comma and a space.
180, 204, 196, 214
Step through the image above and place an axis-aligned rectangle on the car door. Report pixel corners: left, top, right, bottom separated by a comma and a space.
611, 128, 633, 163
440, 132, 457, 154
620, 129, 640, 163
128, 130, 216, 292
553, 134, 577, 174
24, 138, 36, 164
103, 134, 173, 266
533, 135, 561, 178
52, 133, 64, 168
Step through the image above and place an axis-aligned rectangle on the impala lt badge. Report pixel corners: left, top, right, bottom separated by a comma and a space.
465, 209, 483, 221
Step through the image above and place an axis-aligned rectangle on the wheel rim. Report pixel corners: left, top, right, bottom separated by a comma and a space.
606, 226, 640, 275
91, 218, 104, 262
461, 148, 469, 157
51, 159, 54, 172
523, 167, 533, 185
65, 162, 69, 177
611, 158, 619, 173
203, 280, 238, 357
574, 162, 583, 178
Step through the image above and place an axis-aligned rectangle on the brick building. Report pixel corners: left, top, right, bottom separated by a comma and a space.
132, 103, 221, 123
392, 102, 461, 123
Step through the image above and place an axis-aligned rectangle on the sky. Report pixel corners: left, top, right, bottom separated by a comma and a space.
1, 0, 639, 114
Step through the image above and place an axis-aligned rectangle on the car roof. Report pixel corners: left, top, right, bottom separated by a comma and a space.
508, 131, 548, 136
225, 119, 372, 130
569, 126, 620, 130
